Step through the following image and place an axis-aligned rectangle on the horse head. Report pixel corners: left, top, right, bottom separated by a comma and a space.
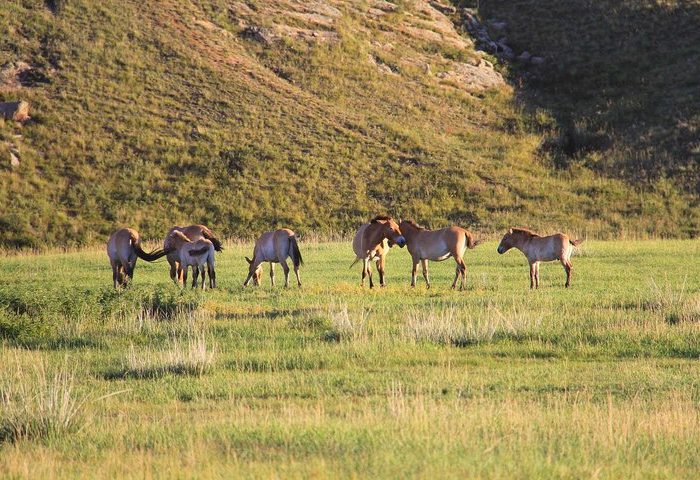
497, 228, 515, 254
371, 216, 405, 248
245, 256, 263, 286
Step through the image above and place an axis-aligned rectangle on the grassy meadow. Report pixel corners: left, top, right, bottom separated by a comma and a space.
1, 238, 699, 478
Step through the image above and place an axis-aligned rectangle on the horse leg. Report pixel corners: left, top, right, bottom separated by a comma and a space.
281, 260, 290, 288
294, 262, 302, 288
270, 263, 275, 287
169, 259, 177, 284
208, 261, 216, 289
361, 259, 368, 287
125, 262, 135, 286
562, 259, 572, 288
535, 262, 541, 289
454, 257, 467, 291
111, 262, 118, 289
367, 261, 374, 289
421, 259, 430, 289
200, 265, 206, 290
376, 256, 386, 287
411, 258, 419, 287
529, 262, 536, 289
191, 266, 199, 289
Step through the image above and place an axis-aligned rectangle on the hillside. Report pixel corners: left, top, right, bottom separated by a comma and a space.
0, 0, 697, 248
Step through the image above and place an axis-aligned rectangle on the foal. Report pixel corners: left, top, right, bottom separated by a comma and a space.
399, 220, 479, 289
351, 216, 406, 288
165, 230, 217, 289
497, 228, 583, 288
243, 229, 303, 288
164, 224, 223, 285
107, 228, 170, 288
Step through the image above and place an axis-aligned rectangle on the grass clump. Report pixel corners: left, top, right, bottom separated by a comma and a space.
645, 277, 700, 324
112, 332, 217, 379
403, 302, 542, 346
0, 360, 86, 443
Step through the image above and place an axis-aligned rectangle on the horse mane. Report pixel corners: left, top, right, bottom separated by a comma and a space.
370, 215, 393, 223
511, 227, 540, 237
402, 219, 427, 231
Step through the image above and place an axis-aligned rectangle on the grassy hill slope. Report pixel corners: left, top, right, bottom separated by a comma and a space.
0, 0, 697, 248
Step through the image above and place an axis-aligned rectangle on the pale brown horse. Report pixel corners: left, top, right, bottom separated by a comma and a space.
164, 224, 223, 284
351, 216, 406, 288
107, 228, 170, 288
164, 231, 217, 289
243, 229, 303, 288
399, 220, 479, 290
497, 228, 583, 288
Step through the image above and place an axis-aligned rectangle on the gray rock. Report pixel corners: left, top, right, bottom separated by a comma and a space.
517, 51, 532, 63
240, 25, 275, 45
429, 1, 457, 15
0, 101, 30, 122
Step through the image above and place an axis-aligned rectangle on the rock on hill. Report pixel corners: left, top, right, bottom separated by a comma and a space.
0, 0, 696, 247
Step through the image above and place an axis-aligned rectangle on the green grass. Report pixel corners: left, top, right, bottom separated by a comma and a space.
0, 0, 697, 249
1, 239, 699, 477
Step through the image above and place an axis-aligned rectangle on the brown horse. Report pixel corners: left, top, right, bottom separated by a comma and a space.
351, 216, 406, 288
399, 220, 479, 290
164, 224, 223, 284
107, 228, 170, 288
164, 230, 217, 289
243, 229, 303, 288
497, 228, 583, 288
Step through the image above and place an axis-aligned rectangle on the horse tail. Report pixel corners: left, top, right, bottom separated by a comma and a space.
131, 232, 170, 261
289, 236, 303, 268
570, 238, 584, 247
349, 257, 361, 269
464, 230, 479, 249
201, 227, 224, 252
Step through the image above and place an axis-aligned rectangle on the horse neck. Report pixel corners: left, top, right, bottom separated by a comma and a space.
366, 223, 390, 248
400, 223, 420, 240
511, 233, 533, 253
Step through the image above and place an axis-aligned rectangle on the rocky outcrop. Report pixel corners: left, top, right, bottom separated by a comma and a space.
461, 9, 544, 66
437, 60, 504, 91
0, 101, 30, 122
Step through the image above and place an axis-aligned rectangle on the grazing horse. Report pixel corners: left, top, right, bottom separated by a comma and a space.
243, 229, 303, 288
351, 216, 406, 288
399, 220, 479, 290
164, 224, 223, 284
496, 228, 583, 288
165, 230, 217, 289
107, 228, 170, 288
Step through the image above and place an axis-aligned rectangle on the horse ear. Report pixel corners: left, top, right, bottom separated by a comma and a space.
508, 228, 513, 234
245, 257, 252, 264
370, 218, 378, 224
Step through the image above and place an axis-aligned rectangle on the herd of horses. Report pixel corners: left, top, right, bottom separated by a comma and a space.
107, 216, 583, 291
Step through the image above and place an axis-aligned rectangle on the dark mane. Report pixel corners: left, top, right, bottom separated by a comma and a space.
511, 227, 540, 237
370, 215, 393, 223
402, 219, 427, 231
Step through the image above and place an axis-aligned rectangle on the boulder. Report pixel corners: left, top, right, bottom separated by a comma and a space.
240, 25, 276, 45
429, 1, 457, 15
517, 51, 532, 63
0, 101, 30, 121
10, 148, 20, 167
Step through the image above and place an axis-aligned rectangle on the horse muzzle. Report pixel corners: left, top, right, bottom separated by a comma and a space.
497, 245, 505, 254
396, 236, 406, 248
